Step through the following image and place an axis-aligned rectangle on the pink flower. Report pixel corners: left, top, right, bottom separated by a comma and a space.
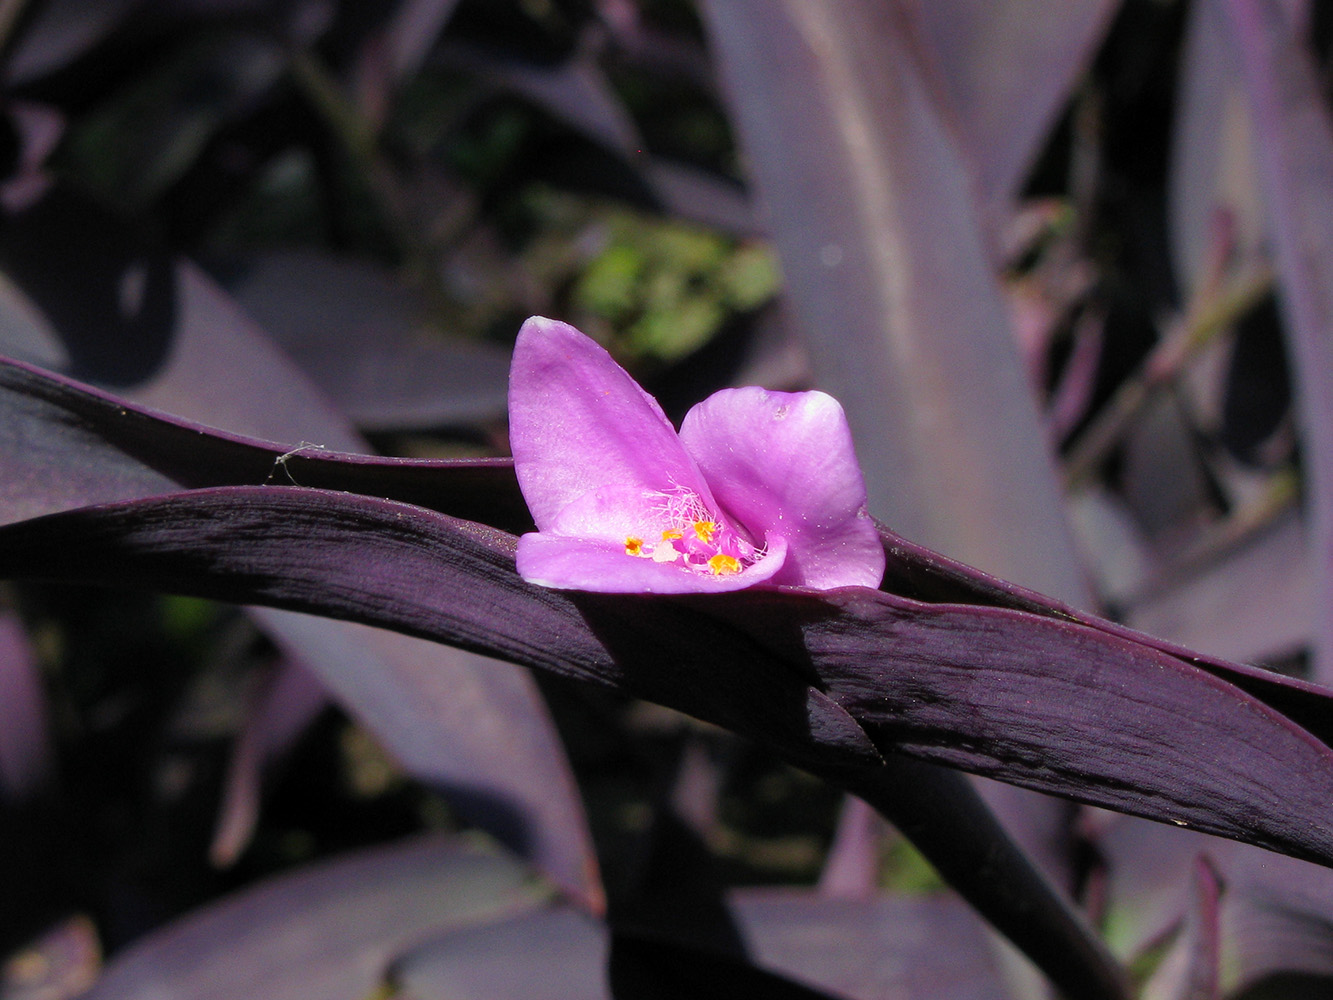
509, 317, 884, 594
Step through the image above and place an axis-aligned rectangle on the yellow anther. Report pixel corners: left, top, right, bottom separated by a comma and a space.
625, 536, 645, 557
661, 529, 683, 541
707, 553, 741, 575
693, 521, 717, 543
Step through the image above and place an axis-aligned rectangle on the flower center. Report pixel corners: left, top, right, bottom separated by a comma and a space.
622, 489, 758, 576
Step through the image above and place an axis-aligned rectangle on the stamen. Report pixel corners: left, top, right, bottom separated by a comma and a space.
693, 521, 716, 544
707, 553, 741, 575
625, 536, 645, 557
661, 529, 683, 541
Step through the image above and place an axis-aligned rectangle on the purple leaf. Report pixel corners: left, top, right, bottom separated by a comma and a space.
1169, 0, 1272, 299
437, 42, 643, 158
0, 358, 1122, 996
0, 485, 878, 772
734, 890, 1012, 1000
700, 0, 1088, 605
0, 355, 527, 531
0, 358, 597, 902
1125, 510, 1309, 666
816, 796, 883, 900
394, 892, 1014, 1000
0, 195, 599, 907
4, 0, 146, 85
4, 484, 1333, 877
1140, 856, 1222, 1000
225, 251, 511, 432
700, 0, 1092, 909
1222, 0, 1333, 681
393, 907, 609, 1000
917, 0, 1120, 216
380, 0, 463, 81
81, 834, 545, 1000
509, 318, 882, 592
642, 160, 759, 238
0, 611, 53, 798
1098, 820, 1333, 995
210, 656, 329, 867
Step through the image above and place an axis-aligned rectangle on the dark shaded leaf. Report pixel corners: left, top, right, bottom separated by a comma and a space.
438, 43, 642, 158
0, 485, 878, 772
209, 656, 329, 867
381, 0, 463, 81
0, 356, 527, 530
81, 833, 545, 1000
1125, 511, 1308, 666
608, 932, 845, 1000
1098, 820, 1333, 995
733, 890, 1011, 1000
393, 907, 608, 1000
0, 611, 51, 799
4, 0, 145, 85
917, 0, 1120, 216
226, 251, 511, 431
3, 484, 1333, 879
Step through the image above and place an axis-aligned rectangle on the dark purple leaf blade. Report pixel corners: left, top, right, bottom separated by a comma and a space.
0, 485, 877, 771
0, 359, 1125, 999
4, 486, 1333, 875
1223, 0, 1333, 682
0, 356, 529, 531
81, 833, 545, 1000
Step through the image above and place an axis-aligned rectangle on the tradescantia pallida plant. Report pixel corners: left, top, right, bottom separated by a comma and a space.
6, 0, 1333, 998
7, 314, 1333, 999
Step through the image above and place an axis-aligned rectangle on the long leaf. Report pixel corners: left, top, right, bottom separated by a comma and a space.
82, 833, 544, 1000
1222, 0, 1333, 682
700, 0, 1087, 604
2, 485, 1332, 876
917, 0, 1120, 217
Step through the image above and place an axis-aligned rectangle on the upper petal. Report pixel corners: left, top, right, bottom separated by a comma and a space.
679, 387, 885, 589
508, 317, 716, 532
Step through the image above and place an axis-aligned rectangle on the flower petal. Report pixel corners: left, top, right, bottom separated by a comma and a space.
516, 532, 788, 594
679, 387, 884, 589
508, 317, 716, 531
